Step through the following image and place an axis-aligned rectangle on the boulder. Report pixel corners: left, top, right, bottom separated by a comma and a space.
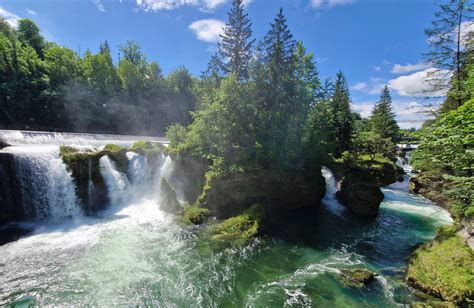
60, 146, 108, 214
210, 204, 265, 248
160, 178, 181, 213
199, 171, 326, 219
339, 268, 377, 288
183, 206, 211, 225
337, 168, 384, 217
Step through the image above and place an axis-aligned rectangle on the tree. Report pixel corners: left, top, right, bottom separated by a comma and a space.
219, 0, 255, 80
330, 71, 354, 156
425, 0, 474, 106
368, 86, 400, 142
17, 19, 45, 58
355, 131, 394, 162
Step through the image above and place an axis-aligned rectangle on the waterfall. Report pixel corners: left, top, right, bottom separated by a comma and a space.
100, 156, 131, 206
321, 167, 345, 216
11, 146, 82, 221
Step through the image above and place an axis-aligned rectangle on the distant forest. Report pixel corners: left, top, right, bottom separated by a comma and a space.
0, 18, 195, 135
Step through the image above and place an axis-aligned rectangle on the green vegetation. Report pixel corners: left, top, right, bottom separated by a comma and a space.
339, 268, 376, 288
210, 204, 265, 248
407, 227, 474, 304
0, 18, 195, 134
182, 206, 211, 225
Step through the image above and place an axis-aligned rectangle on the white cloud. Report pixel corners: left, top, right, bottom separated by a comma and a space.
0, 7, 21, 28
311, 0, 355, 9
352, 99, 436, 129
388, 68, 452, 97
351, 77, 385, 95
189, 19, 224, 43
371, 65, 381, 72
93, 0, 105, 12
391, 62, 431, 74
136, 0, 249, 11
460, 21, 474, 46
26, 9, 37, 15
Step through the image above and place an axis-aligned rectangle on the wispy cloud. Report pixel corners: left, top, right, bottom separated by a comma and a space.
93, 0, 106, 12
351, 77, 385, 95
391, 62, 431, 74
0, 7, 21, 27
311, 0, 355, 9
388, 68, 451, 97
136, 0, 251, 12
189, 19, 224, 43
26, 9, 37, 15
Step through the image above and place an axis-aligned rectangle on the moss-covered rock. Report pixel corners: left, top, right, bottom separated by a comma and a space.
336, 168, 384, 217
160, 178, 181, 213
198, 171, 326, 219
60, 146, 108, 214
0, 153, 23, 224
183, 206, 211, 225
210, 204, 265, 248
103, 144, 129, 174
339, 268, 377, 288
407, 227, 474, 304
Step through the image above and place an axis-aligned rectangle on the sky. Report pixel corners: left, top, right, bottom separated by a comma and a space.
0, 0, 446, 128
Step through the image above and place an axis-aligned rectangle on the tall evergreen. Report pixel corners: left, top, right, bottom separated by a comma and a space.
331, 71, 353, 156
263, 8, 296, 87
425, 0, 473, 106
368, 86, 400, 142
218, 0, 255, 80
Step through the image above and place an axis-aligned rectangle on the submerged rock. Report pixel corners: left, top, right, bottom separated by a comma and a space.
339, 268, 377, 288
160, 178, 181, 213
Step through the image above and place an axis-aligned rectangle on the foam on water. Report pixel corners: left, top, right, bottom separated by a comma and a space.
9, 146, 82, 221
321, 167, 346, 217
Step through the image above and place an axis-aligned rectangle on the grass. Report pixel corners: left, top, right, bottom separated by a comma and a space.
407, 227, 474, 304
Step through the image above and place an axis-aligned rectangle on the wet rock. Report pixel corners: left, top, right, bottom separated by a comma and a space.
0, 153, 24, 224
199, 171, 326, 219
339, 268, 376, 288
160, 178, 181, 213
182, 206, 210, 225
336, 169, 384, 217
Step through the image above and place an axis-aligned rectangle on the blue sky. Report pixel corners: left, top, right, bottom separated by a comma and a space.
1, 0, 442, 128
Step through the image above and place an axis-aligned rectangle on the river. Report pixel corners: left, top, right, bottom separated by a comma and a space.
0, 131, 452, 306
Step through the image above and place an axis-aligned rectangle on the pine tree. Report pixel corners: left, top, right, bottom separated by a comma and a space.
201, 52, 224, 81
425, 0, 474, 106
368, 86, 400, 142
263, 8, 296, 87
331, 71, 353, 156
218, 0, 255, 80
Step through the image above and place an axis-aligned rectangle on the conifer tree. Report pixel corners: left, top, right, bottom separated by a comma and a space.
425, 0, 474, 106
331, 71, 353, 156
368, 86, 400, 142
218, 0, 255, 80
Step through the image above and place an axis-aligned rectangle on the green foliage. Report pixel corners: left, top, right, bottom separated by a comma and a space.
210, 204, 264, 248
0, 20, 196, 134
355, 131, 395, 162
219, 0, 255, 80
182, 206, 211, 225
407, 228, 474, 304
367, 86, 400, 142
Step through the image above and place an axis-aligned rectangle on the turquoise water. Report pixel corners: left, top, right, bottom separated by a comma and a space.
0, 137, 452, 306
0, 183, 451, 307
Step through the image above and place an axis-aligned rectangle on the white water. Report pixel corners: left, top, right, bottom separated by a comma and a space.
9, 146, 82, 221
321, 167, 346, 217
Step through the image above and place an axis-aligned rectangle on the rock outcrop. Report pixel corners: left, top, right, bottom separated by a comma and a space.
0, 153, 23, 224
198, 171, 326, 219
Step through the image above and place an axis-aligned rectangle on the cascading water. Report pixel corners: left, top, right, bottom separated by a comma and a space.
0, 134, 454, 307
321, 166, 345, 216
11, 146, 82, 220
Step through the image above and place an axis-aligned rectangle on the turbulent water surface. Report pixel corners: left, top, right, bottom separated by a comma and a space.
0, 132, 452, 307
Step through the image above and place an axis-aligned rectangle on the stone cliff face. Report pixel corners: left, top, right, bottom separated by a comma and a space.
199, 171, 326, 219
331, 160, 398, 217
